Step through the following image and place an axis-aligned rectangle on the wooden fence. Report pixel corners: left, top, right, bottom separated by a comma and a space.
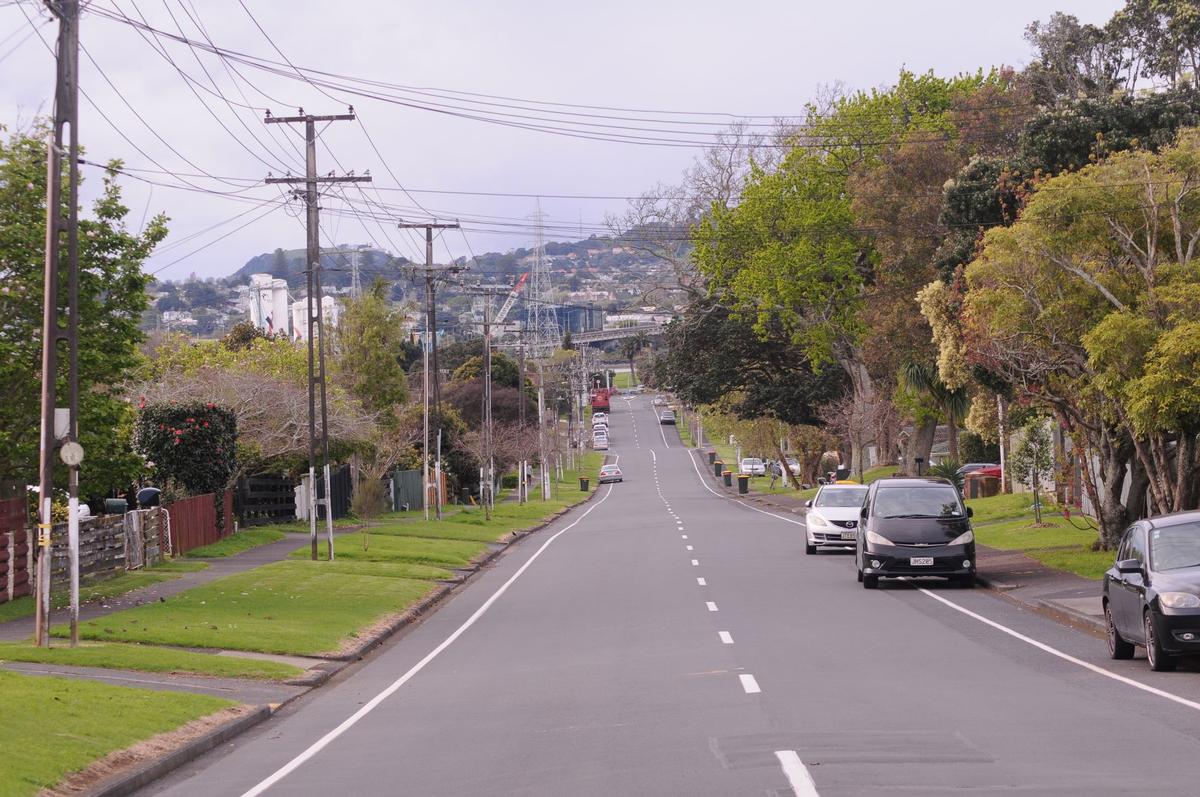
163, 491, 234, 555
237, 474, 297, 527
0, 497, 29, 604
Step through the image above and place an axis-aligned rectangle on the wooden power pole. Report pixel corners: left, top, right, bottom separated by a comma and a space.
265, 109, 369, 560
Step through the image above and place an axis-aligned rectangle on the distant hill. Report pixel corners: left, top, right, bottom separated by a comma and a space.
231, 246, 410, 290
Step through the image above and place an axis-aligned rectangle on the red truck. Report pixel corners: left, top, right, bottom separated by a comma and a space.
590, 389, 611, 412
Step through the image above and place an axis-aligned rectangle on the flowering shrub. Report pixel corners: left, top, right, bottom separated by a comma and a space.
133, 401, 237, 496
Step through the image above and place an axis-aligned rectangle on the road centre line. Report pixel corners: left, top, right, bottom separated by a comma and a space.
691, 559, 699, 566
916, 585, 1200, 715
697, 577, 707, 586
775, 750, 820, 797
239, 484, 616, 797
706, 601, 719, 612
681, 534, 687, 539
686, 545, 693, 550
684, 441, 1200, 718
739, 674, 761, 694
718, 631, 734, 644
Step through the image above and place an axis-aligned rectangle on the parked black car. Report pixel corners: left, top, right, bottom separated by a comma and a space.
1103, 511, 1200, 672
855, 477, 975, 589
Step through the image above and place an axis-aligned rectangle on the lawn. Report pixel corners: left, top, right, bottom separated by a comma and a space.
50, 453, 603, 658
0, 567, 184, 624
185, 527, 287, 557
966, 492, 1056, 524
0, 670, 234, 797
0, 640, 303, 681
612, 370, 635, 388
60, 560, 437, 655
974, 514, 1111, 580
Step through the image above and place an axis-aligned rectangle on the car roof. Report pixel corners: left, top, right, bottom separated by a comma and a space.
819, 483, 868, 490
872, 477, 955, 488
1146, 510, 1200, 529
600, 464, 619, 470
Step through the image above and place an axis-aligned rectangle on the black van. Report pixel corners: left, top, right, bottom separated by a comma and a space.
855, 477, 976, 589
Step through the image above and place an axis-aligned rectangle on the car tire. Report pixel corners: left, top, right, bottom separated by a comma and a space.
805, 543, 816, 555
1145, 611, 1177, 672
862, 574, 879, 589
1104, 602, 1134, 660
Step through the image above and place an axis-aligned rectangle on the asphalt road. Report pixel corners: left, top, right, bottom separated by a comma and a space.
141, 396, 1200, 796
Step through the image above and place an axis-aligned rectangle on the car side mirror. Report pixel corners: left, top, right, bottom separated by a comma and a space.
1116, 558, 1142, 575
804, 500, 812, 508
860, 507, 869, 519
966, 506, 973, 518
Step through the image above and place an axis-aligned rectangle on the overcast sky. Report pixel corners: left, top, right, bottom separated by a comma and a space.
1, 0, 1123, 281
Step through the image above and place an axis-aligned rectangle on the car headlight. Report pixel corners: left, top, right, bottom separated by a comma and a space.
948, 529, 974, 546
807, 514, 828, 528
1159, 592, 1200, 609
865, 530, 894, 547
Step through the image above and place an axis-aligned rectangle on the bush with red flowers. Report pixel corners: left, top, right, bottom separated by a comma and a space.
133, 401, 237, 497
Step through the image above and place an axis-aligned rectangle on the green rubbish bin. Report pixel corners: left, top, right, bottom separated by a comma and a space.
579, 477, 589, 492
722, 470, 732, 487
707, 451, 717, 465
713, 460, 724, 478
104, 497, 128, 514
737, 474, 750, 495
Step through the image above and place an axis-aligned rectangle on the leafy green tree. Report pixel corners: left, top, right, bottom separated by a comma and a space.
1009, 420, 1054, 524
331, 278, 410, 416
451, 351, 520, 389
0, 127, 167, 499
901, 360, 970, 462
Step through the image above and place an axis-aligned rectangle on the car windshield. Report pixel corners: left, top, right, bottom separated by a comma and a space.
1151, 522, 1200, 571
874, 486, 963, 518
816, 487, 868, 508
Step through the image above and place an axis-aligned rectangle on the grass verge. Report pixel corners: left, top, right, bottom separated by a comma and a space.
974, 515, 1111, 580
59, 560, 436, 656
0, 670, 234, 797
0, 640, 303, 680
185, 528, 286, 558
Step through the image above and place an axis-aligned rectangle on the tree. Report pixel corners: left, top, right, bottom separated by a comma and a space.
451, 351, 519, 389
350, 477, 386, 550
0, 127, 167, 499
901, 360, 970, 462
222, 321, 271, 352
1009, 419, 1055, 524
331, 278, 410, 416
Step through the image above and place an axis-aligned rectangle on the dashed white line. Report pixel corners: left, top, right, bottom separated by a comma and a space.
696, 577, 707, 586
681, 534, 688, 540
686, 545, 693, 551
718, 631, 734, 644
706, 601, 718, 612
775, 750, 819, 796
691, 559, 699, 566
739, 674, 761, 694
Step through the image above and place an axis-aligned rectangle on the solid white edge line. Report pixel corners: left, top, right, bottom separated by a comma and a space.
686, 448, 806, 527
775, 750, 820, 797
739, 673, 761, 694
240, 484, 616, 797
916, 585, 1200, 714
658, 417, 671, 448
706, 601, 719, 612
718, 631, 734, 644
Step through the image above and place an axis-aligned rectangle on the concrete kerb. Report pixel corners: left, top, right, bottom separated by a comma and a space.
81, 704, 272, 797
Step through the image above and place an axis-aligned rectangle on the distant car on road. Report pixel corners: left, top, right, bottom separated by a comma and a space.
598, 464, 623, 484
739, 457, 766, 476
855, 477, 976, 589
659, 410, 676, 425
782, 457, 801, 475
592, 412, 608, 425
592, 435, 609, 451
804, 483, 869, 555
652, 397, 666, 406
1103, 511, 1200, 671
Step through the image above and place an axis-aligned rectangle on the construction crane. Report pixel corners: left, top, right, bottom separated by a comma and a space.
490, 272, 528, 337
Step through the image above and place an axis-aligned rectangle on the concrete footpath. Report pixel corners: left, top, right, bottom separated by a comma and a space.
707, 467, 1106, 636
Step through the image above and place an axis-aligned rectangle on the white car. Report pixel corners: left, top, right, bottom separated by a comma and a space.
598, 464, 623, 483
593, 436, 609, 451
592, 412, 608, 424
804, 483, 869, 555
739, 457, 766, 476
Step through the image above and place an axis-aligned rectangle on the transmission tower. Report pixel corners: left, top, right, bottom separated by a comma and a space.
526, 202, 560, 357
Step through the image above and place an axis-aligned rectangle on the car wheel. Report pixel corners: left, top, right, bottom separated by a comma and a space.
1104, 602, 1134, 660
862, 574, 879, 589
1145, 611, 1177, 672
805, 543, 816, 555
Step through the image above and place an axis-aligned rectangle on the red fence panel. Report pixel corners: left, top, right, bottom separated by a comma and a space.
0, 497, 29, 604
163, 491, 233, 556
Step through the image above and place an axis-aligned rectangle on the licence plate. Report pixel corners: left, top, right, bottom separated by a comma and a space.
840, 532, 856, 540
910, 557, 934, 566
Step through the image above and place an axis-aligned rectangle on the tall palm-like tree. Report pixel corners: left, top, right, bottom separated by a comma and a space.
620, 332, 650, 384
901, 360, 970, 462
